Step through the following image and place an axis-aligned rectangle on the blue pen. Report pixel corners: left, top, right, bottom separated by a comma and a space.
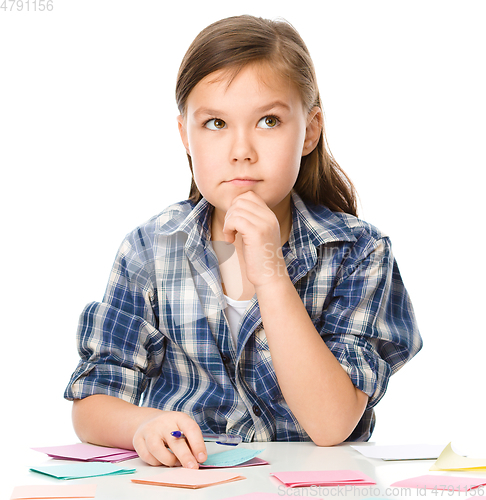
171, 430, 242, 446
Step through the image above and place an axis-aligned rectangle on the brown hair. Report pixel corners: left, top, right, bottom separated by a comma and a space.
176, 15, 358, 216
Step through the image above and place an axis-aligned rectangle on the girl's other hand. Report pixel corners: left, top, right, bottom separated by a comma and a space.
132, 410, 207, 468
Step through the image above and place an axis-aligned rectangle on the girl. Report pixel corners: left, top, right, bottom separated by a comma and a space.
65, 15, 422, 470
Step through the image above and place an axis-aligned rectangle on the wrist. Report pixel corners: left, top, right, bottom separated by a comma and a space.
254, 271, 293, 298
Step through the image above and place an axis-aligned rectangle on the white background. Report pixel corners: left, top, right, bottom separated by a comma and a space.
1, 0, 485, 491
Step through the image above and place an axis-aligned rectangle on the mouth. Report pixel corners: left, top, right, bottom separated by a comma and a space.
226, 178, 261, 186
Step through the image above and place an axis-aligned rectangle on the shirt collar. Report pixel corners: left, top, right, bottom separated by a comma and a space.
284, 192, 356, 277
156, 198, 212, 237
155, 192, 355, 250
289, 191, 356, 247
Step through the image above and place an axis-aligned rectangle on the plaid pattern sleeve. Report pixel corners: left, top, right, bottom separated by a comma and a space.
64, 226, 166, 404
317, 231, 421, 441
64, 193, 422, 442
281, 196, 422, 441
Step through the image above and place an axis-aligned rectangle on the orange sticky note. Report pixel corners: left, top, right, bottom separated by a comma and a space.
10, 484, 97, 499
131, 468, 245, 489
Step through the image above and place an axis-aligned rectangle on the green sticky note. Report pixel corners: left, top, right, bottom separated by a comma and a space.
30, 462, 136, 480
202, 448, 264, 467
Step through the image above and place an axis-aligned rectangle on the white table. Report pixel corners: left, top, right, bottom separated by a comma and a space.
7, 442, 486, 499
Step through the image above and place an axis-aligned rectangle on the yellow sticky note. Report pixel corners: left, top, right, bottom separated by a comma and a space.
430, 443, 486, 471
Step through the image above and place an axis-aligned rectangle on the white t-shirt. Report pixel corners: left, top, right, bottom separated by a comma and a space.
224, 294, 251, 347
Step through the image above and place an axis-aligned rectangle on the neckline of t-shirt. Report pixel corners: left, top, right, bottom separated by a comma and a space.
224, 294, 252, 308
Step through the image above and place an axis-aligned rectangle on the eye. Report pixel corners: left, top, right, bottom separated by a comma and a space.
205, 118, 226, 130
257, 115, 280, 129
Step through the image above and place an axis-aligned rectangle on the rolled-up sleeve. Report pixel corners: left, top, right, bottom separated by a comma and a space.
64, 235, 166, 404
320, 236, 422, 409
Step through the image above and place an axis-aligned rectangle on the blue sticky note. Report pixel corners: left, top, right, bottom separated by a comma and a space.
30, 462, 136, 479
202, 448, 264, 467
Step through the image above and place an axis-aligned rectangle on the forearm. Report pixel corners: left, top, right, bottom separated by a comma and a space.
255, 277, 368, 446
72, 394, 163, 450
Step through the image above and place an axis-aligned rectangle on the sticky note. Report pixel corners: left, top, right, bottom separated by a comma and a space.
430, 443, 486, 471
32, 443, 138, 462
270, 470, 376, 488
351, 444, 445, 461
201, 448, 266, 467
10, 484, 97, 499
29, 462, 136, 480
390, 474, 486, 491
131, 468, 245, 489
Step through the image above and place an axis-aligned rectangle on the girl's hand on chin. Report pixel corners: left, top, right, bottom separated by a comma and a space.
222, 191, 289, 288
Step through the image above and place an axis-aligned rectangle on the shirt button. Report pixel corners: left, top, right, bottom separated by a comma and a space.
252, 404, 262, 417
221, 355, 229, 364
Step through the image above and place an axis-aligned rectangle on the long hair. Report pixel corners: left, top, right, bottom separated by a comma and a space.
176, 15, 358, 217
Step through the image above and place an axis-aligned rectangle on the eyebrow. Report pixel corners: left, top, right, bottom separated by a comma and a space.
193, 100, 292, 119
255, 100, 292, 114
193, 107, 223, 119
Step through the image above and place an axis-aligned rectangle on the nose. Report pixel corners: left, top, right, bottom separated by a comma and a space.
230, 129, 257, 164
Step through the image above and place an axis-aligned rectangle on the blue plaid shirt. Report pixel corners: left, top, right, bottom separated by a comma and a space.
65, 192, 422, 442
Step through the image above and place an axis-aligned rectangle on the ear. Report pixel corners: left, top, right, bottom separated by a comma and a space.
302, 106, 323, 156
177, 115, 190, 155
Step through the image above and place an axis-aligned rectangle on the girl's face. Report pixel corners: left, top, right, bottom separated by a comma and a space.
177, 63, 321, 217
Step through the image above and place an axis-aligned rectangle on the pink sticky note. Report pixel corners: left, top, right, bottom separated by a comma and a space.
199, 457, 269, 469
47, 451, 138, 463
10, 484, 96, 499
391, 475, 486, 492
131, 468, 246, 489
32, 443, 138, 462
270, 470, 376, 488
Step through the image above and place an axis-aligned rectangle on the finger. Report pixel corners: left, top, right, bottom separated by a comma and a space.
223, 206, 258, 231
133, 434, 164, 466
166, 436, 201, 469
170, 418, 208, 465
228, 197, 266, 215
233, 190, 266, 206
230, 192, 276, 218
143, 434, 182, 467
225, 201, 275, 228
223, 214, 257, 242
223, 229, 237, 244
136, 448, 163, 467
177, 423, 208, 464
